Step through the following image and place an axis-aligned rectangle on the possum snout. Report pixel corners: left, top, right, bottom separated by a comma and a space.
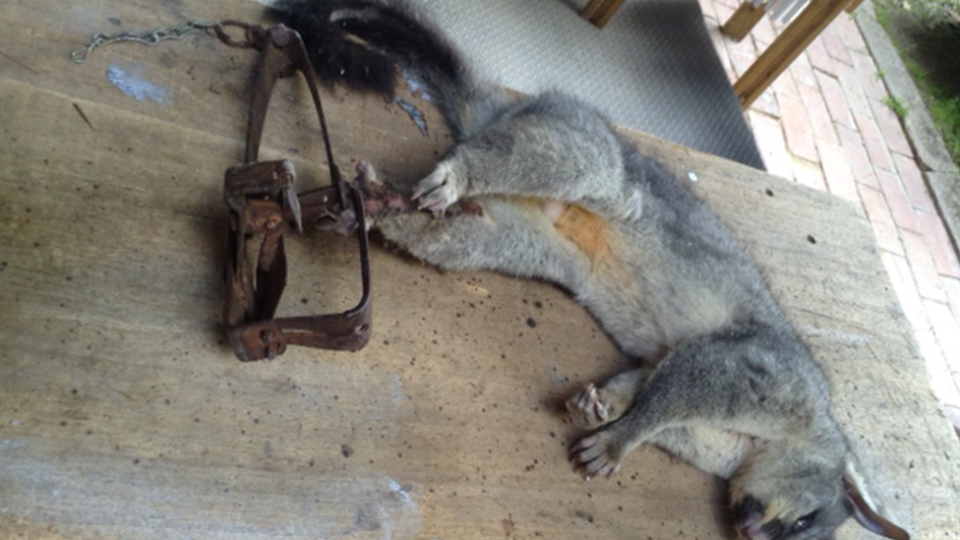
732, 495, 772, 540
732, 494, 763, 527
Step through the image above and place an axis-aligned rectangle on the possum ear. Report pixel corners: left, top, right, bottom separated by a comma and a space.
841, 472, 910, 540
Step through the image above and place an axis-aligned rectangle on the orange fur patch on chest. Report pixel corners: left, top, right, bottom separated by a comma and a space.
554, 204, 613, 265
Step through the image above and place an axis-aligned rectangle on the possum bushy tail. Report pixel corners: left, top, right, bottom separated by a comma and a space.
271, 0, 504, 140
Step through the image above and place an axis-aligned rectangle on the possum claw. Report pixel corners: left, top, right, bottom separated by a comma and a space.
570, 429, 624, 479
566, 383, 611, 427
413, 161, 460, 214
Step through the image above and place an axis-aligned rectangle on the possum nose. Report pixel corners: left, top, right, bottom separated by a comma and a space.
732, 495, 776, 539
732, 495, 764, 529
737, 523, 772, 540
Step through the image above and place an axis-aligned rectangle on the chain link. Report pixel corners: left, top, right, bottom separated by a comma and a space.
70, 20, 222, 64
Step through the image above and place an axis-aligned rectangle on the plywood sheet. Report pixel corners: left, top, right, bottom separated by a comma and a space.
1, 1, 957, 539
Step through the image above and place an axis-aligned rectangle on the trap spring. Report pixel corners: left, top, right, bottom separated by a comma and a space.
218, 21, 372, 360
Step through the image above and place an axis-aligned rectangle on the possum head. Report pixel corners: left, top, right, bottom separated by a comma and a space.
729, 444, 909, 540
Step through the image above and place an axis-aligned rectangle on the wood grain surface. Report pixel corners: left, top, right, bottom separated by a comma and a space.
1, 1, 957, 539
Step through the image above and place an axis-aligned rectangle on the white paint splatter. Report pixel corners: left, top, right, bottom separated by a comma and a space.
402, 69, 432, 101
395, 97, 429, 136
549, 364, 566, 389
106, 64, 170, 104
365, 477, 420, 540
387, 478, 412, 503
1, 437, 421, 539
388, 373, 405, 404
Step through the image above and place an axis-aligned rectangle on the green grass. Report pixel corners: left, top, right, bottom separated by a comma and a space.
931, 97, 960, 163
873, 0, 960, 165
883, 95, 909, 119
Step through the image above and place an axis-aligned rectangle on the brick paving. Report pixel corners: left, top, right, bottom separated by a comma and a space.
698, 0, 960, 436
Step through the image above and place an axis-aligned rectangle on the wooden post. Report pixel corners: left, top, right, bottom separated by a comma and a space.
580, 0, 627, 29
734, 0, 851, 108
594, 0, 628, 29
580, 0, 607, 20
721, 2, 767, 42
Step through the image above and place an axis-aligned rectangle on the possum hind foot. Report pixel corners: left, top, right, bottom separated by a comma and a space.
567, 368, 653, 479
566, 368, 651, 428
569, 427, 627, 479
566, 384, 613, 427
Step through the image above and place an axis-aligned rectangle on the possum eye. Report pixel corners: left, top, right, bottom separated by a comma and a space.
790, 511, 818, 533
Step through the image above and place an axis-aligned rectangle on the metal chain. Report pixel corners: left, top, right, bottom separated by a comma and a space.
69, 20, 222, 64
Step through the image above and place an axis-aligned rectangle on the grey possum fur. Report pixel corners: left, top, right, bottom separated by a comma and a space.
273, 1, 910, 539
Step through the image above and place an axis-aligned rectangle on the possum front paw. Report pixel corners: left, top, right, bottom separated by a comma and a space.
412, 161, 462, 214
566, 384, 612, 427
355, 160, 416, 228
570, 428, 625, 479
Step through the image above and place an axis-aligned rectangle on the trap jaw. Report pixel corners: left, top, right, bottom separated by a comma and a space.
220, 22, 371, 361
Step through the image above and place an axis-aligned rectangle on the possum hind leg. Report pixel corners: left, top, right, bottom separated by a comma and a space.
570, 324, 805, 479
567, 366, 755, 478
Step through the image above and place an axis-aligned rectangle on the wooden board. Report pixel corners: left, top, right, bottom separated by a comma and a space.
1, 1, 958, 539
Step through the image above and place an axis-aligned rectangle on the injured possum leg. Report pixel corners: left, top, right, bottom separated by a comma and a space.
354, 160, 415, 223
353, 160, 483, 226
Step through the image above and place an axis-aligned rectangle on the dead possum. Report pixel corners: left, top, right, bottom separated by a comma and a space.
274, 1, 910, 538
